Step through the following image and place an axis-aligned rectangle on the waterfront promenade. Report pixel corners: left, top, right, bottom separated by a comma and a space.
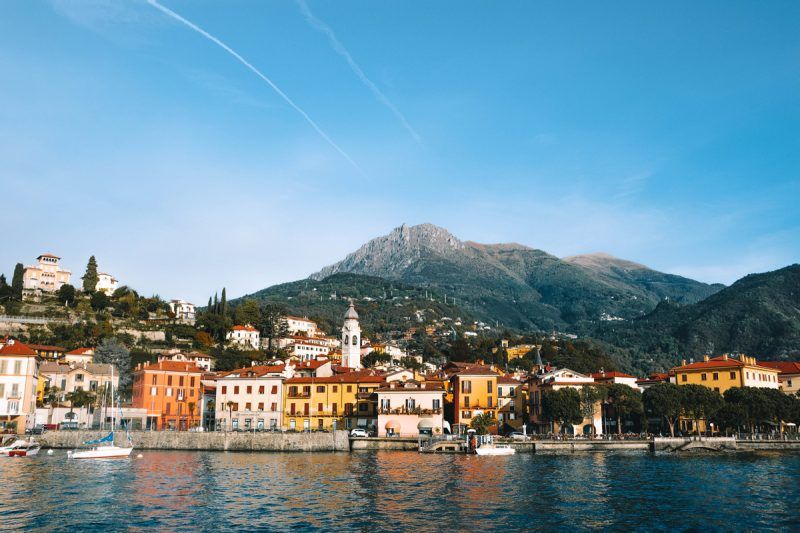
31, 430, 800, 453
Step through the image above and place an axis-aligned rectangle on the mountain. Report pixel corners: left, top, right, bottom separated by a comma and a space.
309, 223, 722, 330
595, 264, 800, 372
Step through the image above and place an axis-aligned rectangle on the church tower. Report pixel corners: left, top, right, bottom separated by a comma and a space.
341, 300, 362, 369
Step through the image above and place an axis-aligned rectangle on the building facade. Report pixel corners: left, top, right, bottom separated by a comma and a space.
215, 364, 288, 431
168, 300, 197, 325
377, 380, 445, 437
95, 272, 119, 295
0, 339, 39, 432
131, 361, 205, 430
22, 253, 72, 293
760, 361, 800, 396
450, 366, 500, 431
671, 354, 780, 394
227, 325, 260, 350
341, 301, 362, 369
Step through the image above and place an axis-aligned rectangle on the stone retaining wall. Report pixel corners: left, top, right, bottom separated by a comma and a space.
37, 430, 349, 452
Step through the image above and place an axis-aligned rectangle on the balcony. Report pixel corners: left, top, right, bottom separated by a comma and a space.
287, 392, 311, 399
378, 407, 442, 415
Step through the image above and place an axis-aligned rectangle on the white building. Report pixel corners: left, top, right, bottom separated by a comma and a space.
22, 253, 72, 293
65, 347, 94, 365
377, 380, 445, 437
227, 325, 260, 350
38, 361, 118, 428
288, 341, 330, 362
341, 302, 362, 369
95, 272, 119, 295
0, 339, 39, 432
284, 316, 320, 337
169, 300, 197, 325
216, 364, 291, 431
158, 350, 214, 372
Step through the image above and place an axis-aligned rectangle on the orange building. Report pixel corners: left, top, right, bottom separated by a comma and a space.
132, 361, 205, 430
450, 366, 500, 432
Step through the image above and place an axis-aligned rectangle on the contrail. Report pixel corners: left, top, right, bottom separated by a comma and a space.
146, 0, 364, 175
295, 0, 421, 144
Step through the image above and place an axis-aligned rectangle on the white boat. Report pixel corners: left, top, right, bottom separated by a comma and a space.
474, 443, 516, 456
67, 366, 134, 460
1, 438, 41, 457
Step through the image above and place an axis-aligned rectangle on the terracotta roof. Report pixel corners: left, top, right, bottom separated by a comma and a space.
231, 325, 258, 332
759, 361, 800, 375
452, 366, 500, 377
66, 347, 94, 355
286, 316, 317, 323
672, 356, 778, 372
218, 364, 286, 378
497, 376, 521, 385
137, 361, 204, 373
591, 371, 636, 379
285, 371, 385, 385
0, 341, 38, 356
377, 381, 445, 392
295, 360, 330, 370
29, 344, 67, 352
637, 372, 670, 384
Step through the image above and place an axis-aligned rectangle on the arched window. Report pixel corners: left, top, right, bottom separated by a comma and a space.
344, 335, 349, 346
352, 335, 358, 346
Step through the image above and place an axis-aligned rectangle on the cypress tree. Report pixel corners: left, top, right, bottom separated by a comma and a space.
11, 263, 24, 301
82, 256, 99, 293
221, 287, 227, 317
213, 293, 219, 314
207, 296, 212, 310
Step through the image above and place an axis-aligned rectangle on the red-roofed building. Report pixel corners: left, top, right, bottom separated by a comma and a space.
591, 370, 641, 390
450, 365, 500, 431
29, 344, 67, 361
132, 361, 205, 430
226, 324, 260, 350
671, 354, 780, 394
0, 339, 39, 432
215, 364, 289, 431
759, 361, 800, 396
65, 347, 95, 365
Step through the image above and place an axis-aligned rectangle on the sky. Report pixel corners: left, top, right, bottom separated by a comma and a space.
1, 0, 798, 303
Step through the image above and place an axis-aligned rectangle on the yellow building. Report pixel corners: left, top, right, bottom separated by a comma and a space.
450, 366, 500, 431
671, 354, 780, 394
283, 371, 385, 432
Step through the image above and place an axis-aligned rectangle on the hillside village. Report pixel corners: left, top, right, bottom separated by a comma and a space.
1, 251, 799, 438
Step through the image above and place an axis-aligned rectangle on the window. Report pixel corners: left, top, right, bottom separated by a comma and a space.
318, 403, 323, 413
271, 386, 278, 394
271, 402, 276, 412
464, 396, 470, 408
346, 418, 352, 429
221, 386, 227, 394
333, 386, 338, 393
303, 386, 311, 396
730, 372, 736, 380
681, 374, 687, 382
317, 386, 325, 393
332, 403, 338, 415
701, 373, 707, 381
151, 387, 157, 396
90, 380, 98, 391
245, 403, 251, 411
0, 384, 4, 398
14, 361, 22, 374
712, 373, 719, 381
246, 386, 252, 394
168, 376, 173, 386
461, 380, 472, 394
152, 375, 157, 385
487, 396, 493, 408
234, 386, 240, 394
487, 381, 493, 394
352, 336, 358, 346
259, 386, 265, 394
304, 403, 310, 415
345, 403, 353, 415
432, 399, 440, 410
406, 399, 416, 410
166, 388, 173, 397
359, 403, 368, 412
179, 376, 184, 387
290, 419, 296, 430
190, 377, 195, 387
318, 419, 324, 430
498, 387, 503, 397
347, 386, 352, 393
462, 410, 471, 419
165, 403, 171, 415
0, 361, 5, 374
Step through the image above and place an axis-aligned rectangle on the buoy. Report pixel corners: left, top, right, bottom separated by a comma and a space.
136, 454, 143, 459
47, 449, 54, 455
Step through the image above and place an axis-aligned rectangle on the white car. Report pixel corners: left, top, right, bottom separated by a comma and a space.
350, 428, 369, 438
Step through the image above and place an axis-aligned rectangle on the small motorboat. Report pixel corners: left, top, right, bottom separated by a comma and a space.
474, 443, 516, 456
1, 438, 41, 457
67, 444, 133, 460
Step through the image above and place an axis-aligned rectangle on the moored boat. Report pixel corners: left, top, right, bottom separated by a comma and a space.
1, 438, 41, 457
475, 443, 516, 456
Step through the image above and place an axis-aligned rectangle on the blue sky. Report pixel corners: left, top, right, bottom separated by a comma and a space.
1, 0, 798, 303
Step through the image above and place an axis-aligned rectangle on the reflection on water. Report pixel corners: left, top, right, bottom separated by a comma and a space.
0, 450, 797, 531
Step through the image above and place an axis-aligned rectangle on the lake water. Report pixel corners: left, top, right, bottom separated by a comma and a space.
0, 450, 798, 531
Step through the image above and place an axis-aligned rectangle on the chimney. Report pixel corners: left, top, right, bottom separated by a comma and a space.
703, 355, 710, 362
722, 354, 728, 361
681, 359, 686, 366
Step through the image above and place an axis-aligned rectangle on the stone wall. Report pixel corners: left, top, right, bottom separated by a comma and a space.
38, 430, 349, 452
350, 437, 420, 451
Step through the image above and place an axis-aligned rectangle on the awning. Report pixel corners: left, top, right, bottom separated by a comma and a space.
417, 419, 435, 430
385, 420, 401, 430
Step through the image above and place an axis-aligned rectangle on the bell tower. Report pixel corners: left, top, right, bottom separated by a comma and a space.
341, 300, 362, 369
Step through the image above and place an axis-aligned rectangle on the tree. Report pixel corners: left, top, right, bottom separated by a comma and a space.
57, 284, 76, 306
259, 304, 289, 355
82, 256, 99, 293
11, 263, 24, 301
187, 401, 196, 429
65, 389, 96, 425
680, 384, 723, 436
470, 412, 495, 435
221, 287, 228, 317
642, 382, 683, 437
399, 356, 424, 372
94, 338, 132, 393
542, 388, 583, 435
234, 299, 261, 326
42, 385, 62, 408
362, 351, 391, 368
579, 385, 606, 437
90, 290, 110, 311
606, 384, 644, 435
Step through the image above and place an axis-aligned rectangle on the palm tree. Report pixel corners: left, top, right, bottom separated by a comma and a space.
187, 402, 196, 430
44, 385, 62, 408
65, 389, 96, 427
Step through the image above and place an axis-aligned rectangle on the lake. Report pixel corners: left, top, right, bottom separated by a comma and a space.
0, 450, 797, 531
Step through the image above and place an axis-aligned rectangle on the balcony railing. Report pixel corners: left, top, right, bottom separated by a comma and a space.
378, 407, 442, 415
287, 392, 311, 398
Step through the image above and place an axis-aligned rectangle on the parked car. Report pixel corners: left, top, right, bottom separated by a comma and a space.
350, 428, 369, 438
25, 425, 47, 435
508, 431, 529, 441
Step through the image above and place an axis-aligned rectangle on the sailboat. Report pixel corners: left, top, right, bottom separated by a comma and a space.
67, 366, 133, 460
